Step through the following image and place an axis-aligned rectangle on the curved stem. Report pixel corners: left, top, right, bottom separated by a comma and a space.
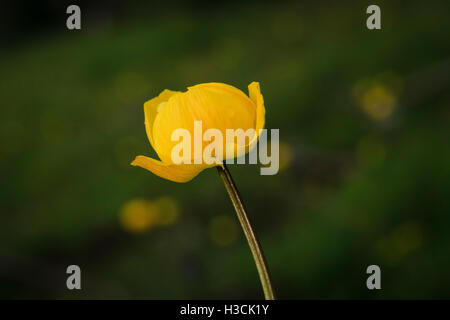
216, 164, 275, 300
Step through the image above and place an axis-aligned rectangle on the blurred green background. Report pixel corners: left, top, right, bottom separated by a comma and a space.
1, 0, 450, 299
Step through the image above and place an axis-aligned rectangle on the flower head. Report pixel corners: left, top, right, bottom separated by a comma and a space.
131, 82, 265, 182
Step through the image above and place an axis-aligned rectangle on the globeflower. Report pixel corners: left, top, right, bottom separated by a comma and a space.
131, 82, 275, 300
131, 82, 265, 182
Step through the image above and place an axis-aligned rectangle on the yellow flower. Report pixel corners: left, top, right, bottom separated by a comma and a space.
131, 82, 266, 182
119, 199, 159, 233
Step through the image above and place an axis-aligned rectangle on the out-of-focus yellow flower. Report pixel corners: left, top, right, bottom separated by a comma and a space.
119, 197, 181, 233
209, 214, 239, 247
279, 141, 293, 172
119, 199, 159, 233
352, 73, 400, 121
361, 86, 396, 120
131, 82, 266, 183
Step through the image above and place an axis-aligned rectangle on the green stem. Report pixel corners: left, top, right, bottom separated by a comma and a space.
216, 163, 275, 300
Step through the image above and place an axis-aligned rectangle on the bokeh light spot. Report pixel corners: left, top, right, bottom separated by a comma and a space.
119, 199, 159, 234
361, 86, 396, 120
279, 141, 293, 172
352, 73, 401, 122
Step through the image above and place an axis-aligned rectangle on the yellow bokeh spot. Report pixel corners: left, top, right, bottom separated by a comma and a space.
209, 214, 239, 247
355, 135, 386, 168
154, 196, 180, 226
353, 73, 401, 122
361, 86, 396, 121
279, 141, 293, 172
119, 199, 159, 234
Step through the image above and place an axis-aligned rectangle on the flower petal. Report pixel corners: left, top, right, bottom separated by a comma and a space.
248, 81, 266, 133
131, 155, 207, 183
144, 89, 179, 151
222, 82, 266, 160
152, 84, 256, 163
